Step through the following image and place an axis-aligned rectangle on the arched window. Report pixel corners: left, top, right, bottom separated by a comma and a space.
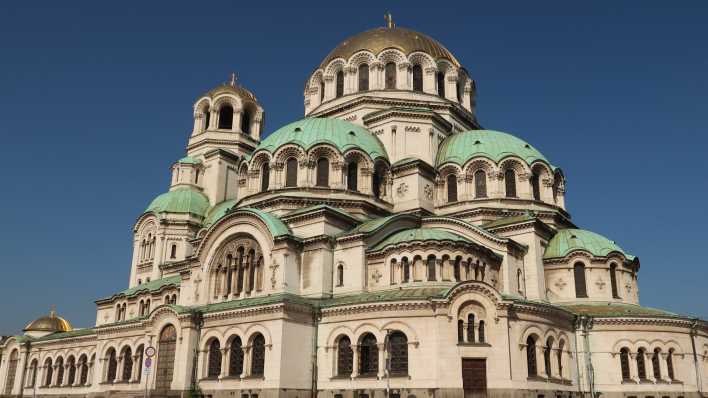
610, 264, 620, 299
574, 262, 588, 298
336, 336, 353, 376
667, 349, 675, 380
517, 269, 524, 293
203, 107, 211, 131
155, 325, 177, 390
436, 71, 445, 97
427, 255, 436, 281
544, 338, 553, 377
346, 161, 358, 191
218, 105, 234, 129
358, 64, 369, 91
319, 80, 325, 102
55, 356, 65, 385
241, 110, 251, 135
557, 340, 565, 378
207, 339, 221, 378
170, 244, 177, 259
637, 348, 647, 380
336, 264, 344, 287
531, 173, 541, 200
316, 157, 329, 187
359, 333, 378, 376
412, 65, 423, 92
447, 174, 458, 203
526, 336, 537, 376
652, 348, 661, 380
478, 321, 486, 343
385, 62, 397, 89
504, 169, 517, 198
251, 334, 266, 376
466, 314, 475, 343
372, 166, 383, 199
453, 258, 461, 281
260, 163, 270, 192
229, 336, 244, 376
44, 358, 53, 387
389, 331, 408, 376
335, 71, 344, 98
121, 347, 132, 381
29, 359, 38, 388
457, 319, 464, 343
474, 170, 487, 198
4, 350, 18, 394
79, 355, 89, 385
106, 349, 117, 382
619, 347, 631, 380
402, 257, 410, 283
285, 158, 298, 187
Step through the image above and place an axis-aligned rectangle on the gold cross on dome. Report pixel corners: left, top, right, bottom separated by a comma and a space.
384, 12, 394, 28
50, 304, 57, 317
229, 72, 238, 86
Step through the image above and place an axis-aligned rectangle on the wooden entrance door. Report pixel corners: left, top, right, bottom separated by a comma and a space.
461, 358, 487, 398
155, 325, 177, 391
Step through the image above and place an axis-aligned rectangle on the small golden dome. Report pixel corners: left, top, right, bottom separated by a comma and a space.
320, 26, 461, 68
24, 308, 73, 333
201, 73, 258, 103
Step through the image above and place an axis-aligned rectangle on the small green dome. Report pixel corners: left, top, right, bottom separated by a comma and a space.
372, 228, 470, 251
544, 229, 635, 260
255, 117, 388, 161
146, 188, 210, 217
437, 130, 551, 168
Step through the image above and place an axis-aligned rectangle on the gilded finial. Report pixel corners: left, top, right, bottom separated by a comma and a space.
50, 304, 57, 318
229, 72, 237, 87
384, 12, 394, 29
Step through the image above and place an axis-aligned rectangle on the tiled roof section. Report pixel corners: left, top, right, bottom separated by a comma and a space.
197, 293, 316, 314
437, 130, 553, 168
482, 212, 537, 230
559, 302, 684, 318
544, 229, 636, 261
256, 117, 388, 161
319, 287, 448, 308
34, 328, 96, 342
101, 275, 181, 301
145, 188, 210, 217
176, 156, 201, 165
341, 214, 401, 237
231, 208, 292, 238
370, 227, 470, 252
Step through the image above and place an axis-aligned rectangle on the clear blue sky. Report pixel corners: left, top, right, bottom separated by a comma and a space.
0, 1, 706, 335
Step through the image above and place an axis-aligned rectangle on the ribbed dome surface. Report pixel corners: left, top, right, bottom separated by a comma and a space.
371, 228, 469, 251
25, 312, 73, 333
255, 117, 388, 161
544, 229, 635, 260
321, 27, 460, 68
146, 187, 210, 217
437, 130, 551, 167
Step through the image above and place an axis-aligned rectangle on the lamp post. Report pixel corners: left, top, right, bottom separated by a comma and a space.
384, 329, 392, 398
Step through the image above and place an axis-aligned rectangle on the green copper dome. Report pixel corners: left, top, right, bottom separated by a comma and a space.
544, 229, 635, 260
437, 130, 551, 167
371, 228, 470, 251
255, 117, 388, 161
146, 188, 210, 217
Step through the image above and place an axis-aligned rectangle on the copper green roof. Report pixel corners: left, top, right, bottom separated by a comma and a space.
544, 229, 635, 260
255, 117, 388, 160
177, 156, 201, 164
482, 212, 537, 230
320, 287, 448, 307
229, 208, 292, 238
559, 302, 682, 318
203, 199, 237, 227
34, 328, 96, 342
284, 204, 360, 222
437, 130, 552, 168
102, 275, 181, 301
146, 188, 210, 217
371, 227, 470, 251
197, 293, 315, 313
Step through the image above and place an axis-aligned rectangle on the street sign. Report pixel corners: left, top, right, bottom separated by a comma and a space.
145, 358, 152, 368
145, 346, 156, 358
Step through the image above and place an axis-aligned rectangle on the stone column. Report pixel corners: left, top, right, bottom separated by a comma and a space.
195, 349, 206, 380
208, 109, 218, 129
397, 62, 411, 90
445, 73, 458, 102
233, 110, 242, 133
536, 345, 546, 378
629, 353, 639, 381
240, 347, 250, 378
116, 355, 124, 383
86, 360, 94, 386
360, 167, 373, 195
424, 67, 436, 94
64, 364, 71, 386
131, 355, 141, 382
323, 75, 333, 101
351, 345, 359, 378
660, 352, 670, 381
220, 348, 229, 379
377, 343, 386, 378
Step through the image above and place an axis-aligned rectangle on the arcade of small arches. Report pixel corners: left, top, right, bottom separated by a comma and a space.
456, 300, 488, 345
523, 331, 570, 381
306, 49, 475, 114
242, 146, 392, 202
192, 92, 263, 139
201, 332, 268, 380
437, 159, 565, 208
330, 329, 411, 378
617, 344, 681, 383
209, 236, 266, 302
384, 253, 496, 286
14, 351, 97, 390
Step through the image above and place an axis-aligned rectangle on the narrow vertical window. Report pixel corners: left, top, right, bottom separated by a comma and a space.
474, 170, 487, 198
320, 80, 325, 102
203, 108, 211, 131
218, 105, 234, 129
447, 174, 458, 203
478, 320, 485, 343
412, 65, 423, 92
457, 320, 464, 343
610, 264, 620, 298
261, 163, 270, 192
531, 173, 541, 200
505, 169, 517, 198
372, 167, 382, 199
347, 161, 358, 191
316, 157, 329, 187
402, 258, 410, 282
359, 334, 378, 376
527, 336, 537, 376
467, 314, 475, 343
208, 340, 221, 378
358, 64, 369, 91
170, 244, 177, 259
544, 338, 553, 377
637, 348, 647, 380
652, 348, 661, 380
557, 340, 564, 378
574, 262, 588, 298
285, 158, 298, 187
335, 71, 344, 98
228, 337, 244, 376
427, 255, 436, 281
336, 264, 344, 287
667, 349, 675, 380
385, 62, 397, 89
251, 334, 266, 376
620, 348, 631, 380
436, 71, 445, 97
336, 336, 353, 376
389, 331, 408, 376
453, 258, 461, 281
241, 110, 251, 135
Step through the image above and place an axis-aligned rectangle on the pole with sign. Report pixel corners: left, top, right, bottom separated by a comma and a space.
144, 346, 156, 398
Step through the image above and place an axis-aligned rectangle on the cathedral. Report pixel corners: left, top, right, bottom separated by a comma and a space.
1, 18, 706, 398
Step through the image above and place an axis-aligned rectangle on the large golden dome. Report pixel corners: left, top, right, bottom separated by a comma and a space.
320, 26, 461, 68
24, 309, 73, 333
